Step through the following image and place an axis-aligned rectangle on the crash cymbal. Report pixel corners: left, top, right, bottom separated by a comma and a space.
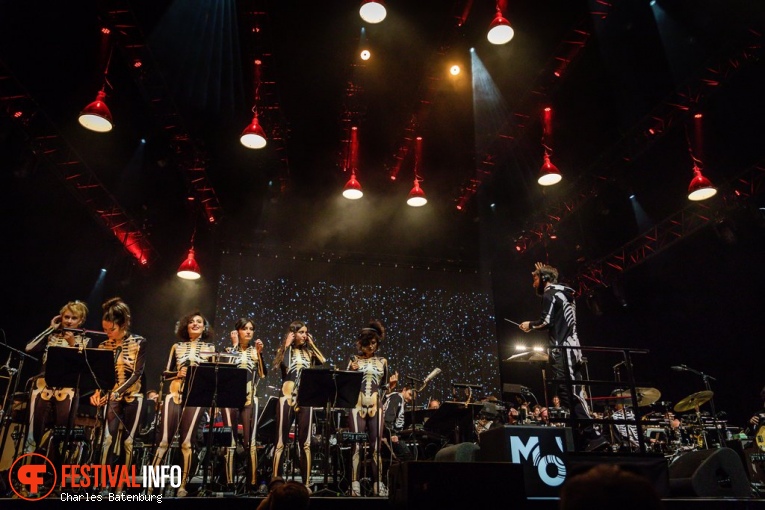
505, 351, 549, 363
674, 390, 714, 413
614, 387, 662, 407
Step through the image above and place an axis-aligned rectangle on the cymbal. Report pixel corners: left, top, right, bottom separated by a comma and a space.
674, 390, 714, 413
505, 351, 549, 363
613, 387, 662, 407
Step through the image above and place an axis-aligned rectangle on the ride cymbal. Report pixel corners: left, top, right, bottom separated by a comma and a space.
673, 390, 714, 413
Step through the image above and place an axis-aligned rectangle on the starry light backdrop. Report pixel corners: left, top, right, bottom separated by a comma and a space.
214, 253, 500, 406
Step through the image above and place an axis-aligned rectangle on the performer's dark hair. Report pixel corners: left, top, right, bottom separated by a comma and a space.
102, 297, 131, 329
357, 319, 385, 349
234, 317, 255, 331
176, 310, 212, 341
273, 320, 306, 368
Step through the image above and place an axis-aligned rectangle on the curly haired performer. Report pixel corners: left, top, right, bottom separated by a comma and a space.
151, 310, 215, 497
90, 297, 147, 492
519, 262, 608, 452
347, 320, 389, 497
271, 320, 325, 493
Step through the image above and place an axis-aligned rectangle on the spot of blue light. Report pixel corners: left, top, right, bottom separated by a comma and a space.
629, 194, 636, 200
470, 47, 475, 53
649, 0, 656, 5
140, 138, 146, 144
101, 268, 107, 273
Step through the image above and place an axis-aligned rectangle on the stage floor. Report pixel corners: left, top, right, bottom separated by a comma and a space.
1, 494, 764, 509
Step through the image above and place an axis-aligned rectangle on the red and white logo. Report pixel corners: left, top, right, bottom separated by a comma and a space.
9, 452, 57, 501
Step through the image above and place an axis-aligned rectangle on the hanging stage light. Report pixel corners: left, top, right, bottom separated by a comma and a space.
177, 248, 201, 280
538, 153, 562, 186
359, 1, 387, 24
343, 172, 363, 199
79, 90, 113, 133
407, 178, 427, 207
487, 9, 514, 45
687, 164, 717, 201
240, 113, 267, 149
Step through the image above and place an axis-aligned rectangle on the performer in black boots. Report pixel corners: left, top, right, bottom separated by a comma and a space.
271, 320, 325, 494
222, 317, 267, 492
347, 320, 388, 497
90, 297, 147, 493
151, 310, 215, 497
519, 262, 609, 452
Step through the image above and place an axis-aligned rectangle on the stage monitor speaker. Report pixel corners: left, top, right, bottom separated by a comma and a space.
668, 447, 752, 498
567, 452, 671, 498
389, 461, 525, 510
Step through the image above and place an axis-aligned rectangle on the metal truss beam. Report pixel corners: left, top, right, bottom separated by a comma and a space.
0, 65, 157, 266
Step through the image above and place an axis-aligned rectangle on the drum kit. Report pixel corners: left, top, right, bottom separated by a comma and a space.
601, 387, 725, 461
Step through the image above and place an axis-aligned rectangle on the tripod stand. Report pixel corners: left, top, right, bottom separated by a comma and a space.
296, 367, 362, 497
184, 363, 246, 496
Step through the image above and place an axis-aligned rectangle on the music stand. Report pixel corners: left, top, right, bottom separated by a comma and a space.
296, 368, 362, 497
45, 346, 115, 461
423, 401, 482, 444
185, 363, 247, 495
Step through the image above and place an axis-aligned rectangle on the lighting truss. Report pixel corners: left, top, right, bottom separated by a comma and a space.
455, 14, 595, 208
103, 2, 224, 223
573, 162, 765, 296
0, 65, 157, 267
387, 2, 468, 182
510, 26, 764, 255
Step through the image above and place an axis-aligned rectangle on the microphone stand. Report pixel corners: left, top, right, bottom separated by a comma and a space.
0, 343, 38, 464
681, 365, 725, 448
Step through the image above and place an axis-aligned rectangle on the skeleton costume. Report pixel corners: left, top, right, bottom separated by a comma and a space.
96, 333, 147, 471
347, 354, 388, 496
220, 343, 267, 487
526, 263, 605, 451
25, 329, 90, 452
271, 333, 325, 487
152, 338, 215, 496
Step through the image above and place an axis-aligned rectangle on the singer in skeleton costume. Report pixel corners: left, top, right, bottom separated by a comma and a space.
151, 311, 215, 497
25, 300, 91, 453
220, 317, 267, 491
90, 297, 146, 491
519, 262, 607, 452
346, 320, 388, 497
271, 320, 325, 491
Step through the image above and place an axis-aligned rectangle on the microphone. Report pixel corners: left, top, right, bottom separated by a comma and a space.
423, 368, 441, 385
671, 365, 687, 371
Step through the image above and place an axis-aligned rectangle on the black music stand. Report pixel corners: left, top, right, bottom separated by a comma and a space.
296, 368, 362, 497
423, 401, 482, 444
45, 346, 115, 462
185, 363, 247, 496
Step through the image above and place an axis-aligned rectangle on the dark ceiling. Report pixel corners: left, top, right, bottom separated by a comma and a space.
2, 0, 763, 270
1, 1, 765, 422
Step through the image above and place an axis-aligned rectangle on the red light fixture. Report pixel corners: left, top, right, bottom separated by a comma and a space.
241, 59, 267, 149
177, 248, 201, 280
343, 172, 363, 200
78, 90, 114, 133
487, 8, 514, 45
538, 153, 562, 186
407, 178, 427, 207
687, 164, 717, 201
342, 127, 363, 199
240, 113, 267, 149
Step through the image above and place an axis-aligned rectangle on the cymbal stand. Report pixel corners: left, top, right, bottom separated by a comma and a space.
683, 365, 725, 448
